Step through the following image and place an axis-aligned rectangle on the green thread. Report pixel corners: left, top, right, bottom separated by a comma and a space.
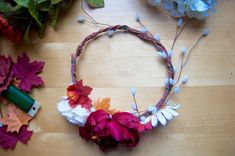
2, 85, 35, 113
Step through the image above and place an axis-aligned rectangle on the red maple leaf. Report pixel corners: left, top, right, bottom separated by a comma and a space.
0, 125, 32, 149
67, 80, 92, 109
12, 53, 45, 92
0, 55, 13, 93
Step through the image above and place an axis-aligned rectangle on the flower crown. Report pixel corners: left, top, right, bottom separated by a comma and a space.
57, 23, 207, 151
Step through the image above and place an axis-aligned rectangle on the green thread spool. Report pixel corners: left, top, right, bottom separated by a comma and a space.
2, 85, 40, 117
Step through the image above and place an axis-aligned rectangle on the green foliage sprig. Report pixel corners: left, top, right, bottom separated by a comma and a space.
0, 0, 73, 41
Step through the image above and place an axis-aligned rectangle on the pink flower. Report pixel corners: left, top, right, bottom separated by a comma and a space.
67, 80, 92, 109
79, 110, 140, 151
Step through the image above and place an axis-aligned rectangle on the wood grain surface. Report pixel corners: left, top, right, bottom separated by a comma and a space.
0, 0, 235, 156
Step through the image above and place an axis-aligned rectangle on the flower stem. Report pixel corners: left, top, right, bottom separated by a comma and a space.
81, 0, 111, 27
132, 95, 141, 117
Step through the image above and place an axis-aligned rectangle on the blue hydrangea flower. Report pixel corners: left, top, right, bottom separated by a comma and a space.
148, 0, 217, 20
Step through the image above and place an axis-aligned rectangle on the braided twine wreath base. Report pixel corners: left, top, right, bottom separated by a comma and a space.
57, 25, 181, 151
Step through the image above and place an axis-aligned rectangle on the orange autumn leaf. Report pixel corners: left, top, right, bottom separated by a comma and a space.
93, 98, 117, 115
1, 104, 32, 133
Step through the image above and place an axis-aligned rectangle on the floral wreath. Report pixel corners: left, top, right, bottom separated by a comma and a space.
57, 24, 206, 151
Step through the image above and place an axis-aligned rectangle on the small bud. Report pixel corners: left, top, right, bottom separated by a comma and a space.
135, 14, 140, 22
164, 78, 169, 85
168, 50, 172, 57
131, 103, 137, 111
182, 75, 189, 84
181, 47, 187, 55
177, 18, 183, 27
140, 27, 148, 33
154, 34, 161, 41
169, 78, 174, 85
157, 52, 167, 59
174, 86, 181, 93
140, 116, 146, 122
202, 28, 209, 36
131, 87, 137, 96
107, 30, 115, 37
77, 15, 85, 23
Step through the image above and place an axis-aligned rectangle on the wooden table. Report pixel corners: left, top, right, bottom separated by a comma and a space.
0, 0, 235, 155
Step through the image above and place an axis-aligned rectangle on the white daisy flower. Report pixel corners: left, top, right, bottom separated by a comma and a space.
141, 104, 180, 127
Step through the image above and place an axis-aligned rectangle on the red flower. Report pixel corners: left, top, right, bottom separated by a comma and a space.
67, 80, 92, 109
79, 110, 140, 151
0, 15, 22, 43
0, 55, 13, 93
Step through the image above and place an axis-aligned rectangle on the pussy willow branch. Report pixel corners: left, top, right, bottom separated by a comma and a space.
183, 35, 204, 67
132, 95, 141, 117
174, 33, 204, 87
164, 82, 184, 105
171, 19, 191, 51
173, 55, 185, 86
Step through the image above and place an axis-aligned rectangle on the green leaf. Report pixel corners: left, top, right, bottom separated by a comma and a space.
37, 21, 47, 38
51, 0, 62, 5
49, 4, 59, 29
28, 0, 42, 27
14, 0, 29, 8
86, 0, 104, 8
23, 20, 32, 42
37, 0, 51, 11
37, 0, 48, 4
0, 2, 11, 15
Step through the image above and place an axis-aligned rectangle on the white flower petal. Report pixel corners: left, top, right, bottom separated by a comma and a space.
151, 115, 158, 127
147, 105, 157, 113
194, 0, 208, 12
67, 117, 79, 125
170, 104, 181, 110
57, 100, 71, 112
161, 109, 173, 120
72, 105, 89, 116
156, 112, 167, 125
61, 96, 68, 100
165, 107, 179, 116
74, 116, 87, 126
62, 111, 73, 118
